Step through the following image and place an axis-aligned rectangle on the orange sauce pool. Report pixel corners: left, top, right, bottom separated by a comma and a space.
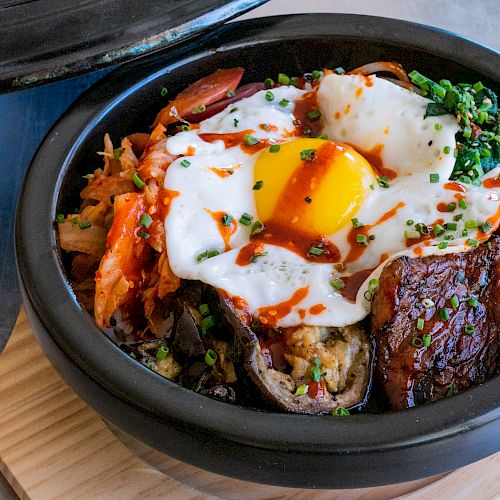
205, 209, 238, 251
257, 287, 309, 327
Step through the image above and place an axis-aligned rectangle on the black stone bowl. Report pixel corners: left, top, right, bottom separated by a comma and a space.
15, 14, 500, 488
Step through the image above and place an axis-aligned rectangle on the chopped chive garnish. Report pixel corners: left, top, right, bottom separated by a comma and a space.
330, 278, 345, 290
356, 234, 368, 246
201, 316, 216, 335
453, 214, 463, 221
422, 298, 435, 308
196, 249, 220, 262
439, 307, 450, 321
113, 148, 123, 161
79, 221, 92, 230
351, 218, 364, 228
221, 214, 233, 226
405, 230, 421, 240
311, 70, 323, 81
416, 318, 425, 331
191, 104, 206, 114
458, 198, 468, 209
411, 337, 423, 348
447, 202, 456, 212
269, 144, 280, 153
429, 173, 440, 183
450, 295, 459, 309
464, 219, 478, 230
422, 333, 432, 347
438, 241, 448, 249
367, 279, 379, 293
446, 385, 458, 398
279, 98, 289, 107
132, 172, 145, 189
464, 324, 475, 335
156, 346, 169, 361
467, 297, 479, 307
294, 384, 308, 396
277, 73, 290, 85
473, 81, 484, 92
433, 224, 445, 236
443, 146, 451, 154
332, 407, 350, 416
311, 364, 321, 382
56, 214, 65, 224
138, 230, 149, 239
446, 222, 457, 231
253, 180, 264, 190
205, 348, 217, 366
265, 91, 274, 101
226, 89, 236, 98
466, 238, 479, 247
230, 107, 238, 113
479, 221, 492, 233
435, 123, 443, 131
300, 148, 316, 161
406, 219, 414, 226
308, 246, 324, 256
306, 109, 322, 121
139, 213, 153, 229
199, 303, 210, 316
239, 213, 253, 225
70, 217, 79, 225
233, 118, 239, 127
160, 87, 168, 97
244, 134, 260, 147
304, 196, 312, 203
264, 78, 274, 89
377, 176, 390, 188
180, 159, 191, 168
249, 251, 268, 263
180, 124, 191, 132
317, 134, 328, 140
250, 220, 264, 236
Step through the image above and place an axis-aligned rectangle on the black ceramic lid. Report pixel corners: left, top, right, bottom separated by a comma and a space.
0, 0, 268, 92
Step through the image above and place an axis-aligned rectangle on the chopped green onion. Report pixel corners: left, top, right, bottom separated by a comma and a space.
479, 221, 492, 233
311, 70, 323, 81
429, 173, 440, 183
70, 217, 79, 225
446, 385, 458, 398
191, 104, 206, 114
458, 198, 468, 209
138, 230, 149, 239
308, 246, 324, 256
467, 297, 479, 308
269, 144, 280, 153
250, 220, 264, 236
377, 176, 390, 188
332, 407, 350, 416
56, 214, 65, 224
253, 180, 264, 190
306, 109, 322, 121
294, 384, 308, 396
132, 172, 145, 189
265, 91, 274, 101
450, 295, 459, 309
230, 107, 238, 113
221, 214, 233, 226
113, 148, 123, 161
443, 146, 451, 154
435, 123, 443, 131
422, 333, 432, 347
205, 348, 217, 366
277, 73, 290, 85
180, 159, 191, 168
79, 221, 92, 230
226, 89, 236, 98
304, 196, 312, 203
249, 251, 268, 263
199, 303, 210, 316
279, 99, 289, 107
330, 278, 345, 290
473, 81, 484, 92
464, 219, 478, 230
433, 224, 445, 236
406, 219, 414, 226
416, 318, 425, 331
156, 346, 169, 361
439, 307, 450, 321
411, 337, 423, 348
464, 324, 475, 335
180, 124, 191, 132
405, 230, 421, 240
351, 218, 363, 228
196, 249, 220, 262
466, 238, 479, 247
244, 134, 260, 147
447, 202, 456, 212
160, 87, 168, 97
139, 213, 153, 229
438, 241, 448, 249
368, 278, 379, 293
453, 214, 463, 221
422, 298, 435, 308
462, 229, 468, 237
264, 78, 274, 89
239, 213, 253, 225
311, 364, 321, 382
446, 222, 457, 231
356, 234, 368, 246
300, 148, 316, 161
201, 316, 216, 335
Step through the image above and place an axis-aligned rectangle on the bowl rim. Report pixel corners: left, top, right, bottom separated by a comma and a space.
16, 13, 500, 456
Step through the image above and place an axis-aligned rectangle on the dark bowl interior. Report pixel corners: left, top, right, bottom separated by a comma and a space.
16, 14, 500, 488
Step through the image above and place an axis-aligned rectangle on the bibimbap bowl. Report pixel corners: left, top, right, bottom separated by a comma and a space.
16, 14, 500, 488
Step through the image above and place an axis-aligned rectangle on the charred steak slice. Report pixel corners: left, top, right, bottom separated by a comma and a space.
371, 236, 500, 410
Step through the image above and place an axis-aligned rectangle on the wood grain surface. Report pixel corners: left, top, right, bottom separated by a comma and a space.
0, 310, 498, 499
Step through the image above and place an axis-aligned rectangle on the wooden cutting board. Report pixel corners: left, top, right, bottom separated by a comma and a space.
0, 310, 498, 499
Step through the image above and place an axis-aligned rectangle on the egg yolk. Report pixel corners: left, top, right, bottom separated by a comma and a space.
254, 138, 375, 236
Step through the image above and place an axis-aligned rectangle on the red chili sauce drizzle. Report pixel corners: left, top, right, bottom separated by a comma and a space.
292, 91, 323, 137
352, 143, 398, 181
205, 209, 238, 251
257, 286, 309, 327
235, 241, 265, 266
208, 165, 240, 178
309, 304, 326, 315
405, 218, 445, 248
345, 201, 406, 263
199, 129, 271, 154
483, 177, 500, 189
444, 181, 467, 192
250, 141, 342, 264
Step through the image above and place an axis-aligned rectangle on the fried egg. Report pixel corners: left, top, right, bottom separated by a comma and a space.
164, 75, 500, 327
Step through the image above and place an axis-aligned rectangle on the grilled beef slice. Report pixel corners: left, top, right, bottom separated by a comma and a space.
371, 236, 500, 410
